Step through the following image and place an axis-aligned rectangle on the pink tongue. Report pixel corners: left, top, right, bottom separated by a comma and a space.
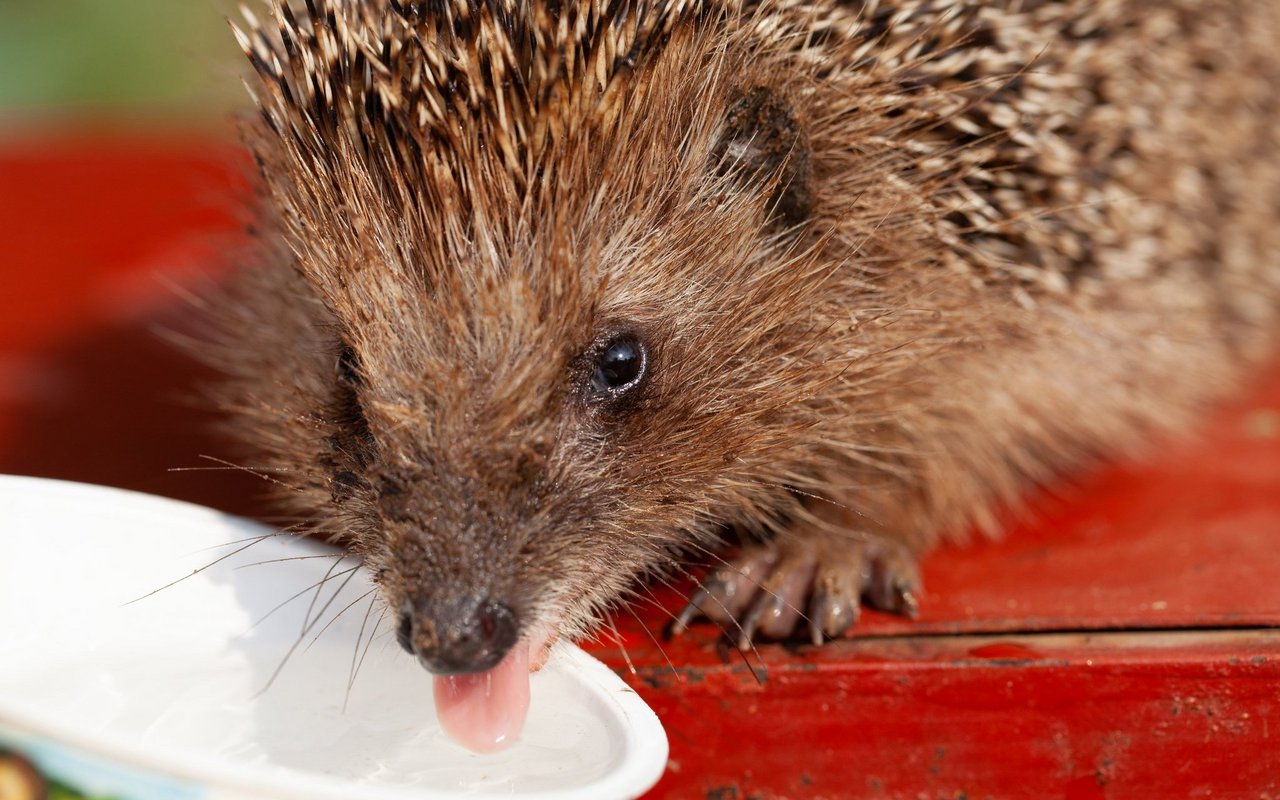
433, 644, 531, 753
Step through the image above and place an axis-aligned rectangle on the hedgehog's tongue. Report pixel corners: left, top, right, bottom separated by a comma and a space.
433, 643, 531, 753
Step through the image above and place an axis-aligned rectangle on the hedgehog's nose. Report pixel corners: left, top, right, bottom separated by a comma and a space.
397, 598, 519, 675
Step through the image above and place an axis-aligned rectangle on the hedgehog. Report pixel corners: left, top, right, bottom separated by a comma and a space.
211, 0, 1280, 748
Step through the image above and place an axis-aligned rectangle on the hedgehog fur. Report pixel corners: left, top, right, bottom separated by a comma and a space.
211, 0, 1280, 654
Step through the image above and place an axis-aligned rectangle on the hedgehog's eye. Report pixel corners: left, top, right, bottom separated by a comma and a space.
590, 335, 647, 396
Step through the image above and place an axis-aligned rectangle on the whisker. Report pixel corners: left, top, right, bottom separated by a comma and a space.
175, 454, 298, 491
234, 553, 345, 570
345, 600, 386, 711
124, 523, 304, 606
748, 479, 854, 512
666, 548, 777, 674
601, 617, 637, 677
239, 563, 357, 635
303, 556, 351, 633
661, 564, 769, 685
620, 598, 682, 684
255, 565, 362, 696
304, 588, 376, 652
166, 465, 292, 474
188, 525, 304, 554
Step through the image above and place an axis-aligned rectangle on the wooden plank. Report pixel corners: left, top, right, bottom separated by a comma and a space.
613, 630, 1280, 799
879, 373, 1280, 635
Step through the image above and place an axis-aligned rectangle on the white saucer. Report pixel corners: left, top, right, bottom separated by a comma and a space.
0, 476, 667, 800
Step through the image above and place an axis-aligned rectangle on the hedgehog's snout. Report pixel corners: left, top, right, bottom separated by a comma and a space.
397, 596, 520, 675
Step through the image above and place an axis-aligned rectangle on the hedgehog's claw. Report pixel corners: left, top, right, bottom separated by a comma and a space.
807, 542, 865, 645
670, 547, 778, 636
866, 545, 922, 619
675, 530, 922, 648
735, 546, 814, 648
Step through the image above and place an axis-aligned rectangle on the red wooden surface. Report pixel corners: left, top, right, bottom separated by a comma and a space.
607, 631, 1280, 799
1, 132, 1278, 799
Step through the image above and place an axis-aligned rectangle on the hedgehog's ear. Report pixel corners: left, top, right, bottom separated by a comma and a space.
712, 87, 813, 230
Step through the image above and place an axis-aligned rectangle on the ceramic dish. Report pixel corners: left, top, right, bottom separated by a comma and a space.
0, 476, 667, 800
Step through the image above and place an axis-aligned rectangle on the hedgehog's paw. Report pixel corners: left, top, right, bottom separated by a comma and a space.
672, 528, 921, 649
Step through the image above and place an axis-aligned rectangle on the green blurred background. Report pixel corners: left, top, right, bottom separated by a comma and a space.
0, 0, 247, 125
